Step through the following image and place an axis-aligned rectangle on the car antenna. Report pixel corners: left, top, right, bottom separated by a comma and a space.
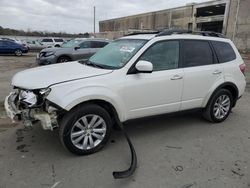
112, 116, 137, 179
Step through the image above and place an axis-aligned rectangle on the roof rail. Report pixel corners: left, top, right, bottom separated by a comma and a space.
156, 29, 226, 38
124, 29, 227, 38
126, 31, 160, 36
156, 29, 192, 36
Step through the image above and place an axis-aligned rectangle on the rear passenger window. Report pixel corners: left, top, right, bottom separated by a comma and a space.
182, 40, 213, 67
211, 41, 236, 63
91, 41, 108, 48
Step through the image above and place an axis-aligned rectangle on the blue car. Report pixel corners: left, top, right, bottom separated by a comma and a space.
0, 39, 28, 56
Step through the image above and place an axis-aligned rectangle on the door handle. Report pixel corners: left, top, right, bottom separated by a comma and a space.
171, 75, 183, 80
213, 70, 222, 74
213, 70, 222, 75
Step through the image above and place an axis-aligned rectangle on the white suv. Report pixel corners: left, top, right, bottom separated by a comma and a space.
40, 38, 64, 48
5, 30, 246, 155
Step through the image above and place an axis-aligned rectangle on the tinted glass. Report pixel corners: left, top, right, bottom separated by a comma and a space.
54, 39, 64, 42
182, 40, 213, 67
139, 41, 179, 71
91, 41, 108, 48
212, 41, 236, 63
0, 41, 4, 46
79, 41, 91, 48
42, 39, 53, 42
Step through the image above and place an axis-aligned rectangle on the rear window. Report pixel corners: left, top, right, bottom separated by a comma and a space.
211, 41, 236, 63
54, 39, 64, 42
182, 40, 214, 67
42, 39, 53, 42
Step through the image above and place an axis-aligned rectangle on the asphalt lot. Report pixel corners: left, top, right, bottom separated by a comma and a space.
0, 53, 250, 188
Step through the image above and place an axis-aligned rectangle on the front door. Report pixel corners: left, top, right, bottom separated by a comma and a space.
121, 40, 184, 120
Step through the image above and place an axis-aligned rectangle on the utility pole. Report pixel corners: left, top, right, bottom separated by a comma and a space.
94, 6, 95, 35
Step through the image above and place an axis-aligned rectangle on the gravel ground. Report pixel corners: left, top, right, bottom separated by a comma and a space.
0, 53, 250, 188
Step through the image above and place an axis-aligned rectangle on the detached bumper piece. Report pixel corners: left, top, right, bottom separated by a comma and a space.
112, 122, 137, 179
4, 92, 21, 121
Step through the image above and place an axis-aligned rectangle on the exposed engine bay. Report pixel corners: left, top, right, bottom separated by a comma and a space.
5, 88, 60, 130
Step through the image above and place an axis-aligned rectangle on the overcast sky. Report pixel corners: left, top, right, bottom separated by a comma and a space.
0, 0, 212, 34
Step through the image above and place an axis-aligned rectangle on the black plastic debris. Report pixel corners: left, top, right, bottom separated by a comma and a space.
112, 121, 137, 179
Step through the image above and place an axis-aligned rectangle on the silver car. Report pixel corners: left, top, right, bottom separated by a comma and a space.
36, 38, 109, 65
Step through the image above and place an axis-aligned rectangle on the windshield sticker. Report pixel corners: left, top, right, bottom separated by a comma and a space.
120, 46, 135, 53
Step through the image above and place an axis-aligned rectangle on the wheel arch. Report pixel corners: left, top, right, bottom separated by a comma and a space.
204, 82, 239, 108
69, 99, 121, 126
56, 55, 72, 63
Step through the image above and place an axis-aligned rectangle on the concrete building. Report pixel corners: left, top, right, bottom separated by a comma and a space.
98, 0, 250, 51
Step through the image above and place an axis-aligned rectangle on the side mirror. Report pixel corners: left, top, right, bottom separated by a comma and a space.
74, 46, 80, 50
135, 60, 153, 73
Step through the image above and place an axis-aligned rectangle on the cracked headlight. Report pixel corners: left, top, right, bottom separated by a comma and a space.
39, 88, 51, 97
19, 90, 37, 107
44, 51, 55, 57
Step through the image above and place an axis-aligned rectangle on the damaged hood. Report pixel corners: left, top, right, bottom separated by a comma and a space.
12, 61, 113, 89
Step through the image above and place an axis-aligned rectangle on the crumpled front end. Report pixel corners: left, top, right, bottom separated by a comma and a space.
4, 88, 61, 130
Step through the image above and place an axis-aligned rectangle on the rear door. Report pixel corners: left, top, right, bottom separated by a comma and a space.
180, 39, 224, 110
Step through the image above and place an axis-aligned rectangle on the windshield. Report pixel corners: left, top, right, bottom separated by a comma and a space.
88, 39, 147, 69
62, 39, 82, 48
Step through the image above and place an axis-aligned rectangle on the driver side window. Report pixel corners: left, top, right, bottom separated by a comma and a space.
139, 40, 179, 71
80, 41, 91, 49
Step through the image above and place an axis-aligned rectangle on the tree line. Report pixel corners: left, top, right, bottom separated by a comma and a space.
0, 26, 90, 38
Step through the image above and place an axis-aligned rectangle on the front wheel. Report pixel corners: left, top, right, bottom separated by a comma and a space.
57, 56, 71, 63
203, 89, 233, 123
15, 49, 22, 56
59, 104, 112, 155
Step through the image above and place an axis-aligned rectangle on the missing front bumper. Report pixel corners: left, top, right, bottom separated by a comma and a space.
4, 92, 57, 130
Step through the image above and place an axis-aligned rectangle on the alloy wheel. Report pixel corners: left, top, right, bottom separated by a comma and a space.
70, 114, 107, 150
213, 94, 231, 119
15, 50, 22, 56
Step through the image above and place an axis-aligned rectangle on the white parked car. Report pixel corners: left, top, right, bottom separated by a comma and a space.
5, 30, 246, 155
40, 38, 64, 48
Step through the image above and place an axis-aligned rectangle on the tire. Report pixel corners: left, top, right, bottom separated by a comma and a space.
15, 49, 22, 56
203, 89, 233, 123
55, 44, 60, 47
57, 56, 71, 63
59, 104, 112, 155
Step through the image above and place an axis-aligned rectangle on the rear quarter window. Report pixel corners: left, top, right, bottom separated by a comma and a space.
211, 41, 236, 63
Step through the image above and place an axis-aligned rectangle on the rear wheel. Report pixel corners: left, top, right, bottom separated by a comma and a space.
203, 89, 233, 123
15, 49, 22, 56
57, 56, 71, 63
59, 104, 112, 155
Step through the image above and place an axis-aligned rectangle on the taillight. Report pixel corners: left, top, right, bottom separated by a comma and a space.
239, 63, 246, 75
